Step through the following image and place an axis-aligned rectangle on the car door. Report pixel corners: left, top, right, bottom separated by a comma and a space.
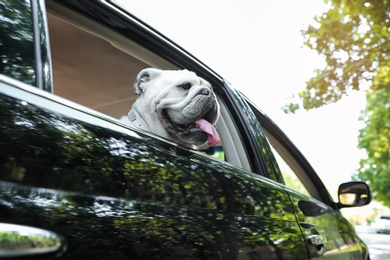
247, 101, 370, 259
286, 188, 369, 259
0, 77, 311, 259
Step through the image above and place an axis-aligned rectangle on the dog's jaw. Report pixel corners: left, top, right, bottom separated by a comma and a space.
159, 93, 220, 147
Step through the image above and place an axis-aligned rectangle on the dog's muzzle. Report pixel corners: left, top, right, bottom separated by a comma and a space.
163, 90, 220, 146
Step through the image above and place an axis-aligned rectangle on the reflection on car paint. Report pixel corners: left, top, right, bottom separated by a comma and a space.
287, 189, 368, 258
0, 91, 309, 258
0, 1, 35, 86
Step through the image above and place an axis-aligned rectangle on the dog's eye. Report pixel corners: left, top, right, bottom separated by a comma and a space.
178, 83, 192, 90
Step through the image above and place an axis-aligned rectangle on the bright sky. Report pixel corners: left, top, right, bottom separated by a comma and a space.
117, 0, 367, 200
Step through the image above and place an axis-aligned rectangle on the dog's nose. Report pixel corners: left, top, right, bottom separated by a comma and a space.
200, 88, 210, 95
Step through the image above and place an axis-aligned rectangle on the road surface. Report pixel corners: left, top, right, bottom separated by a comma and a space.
355, 225, 390, 260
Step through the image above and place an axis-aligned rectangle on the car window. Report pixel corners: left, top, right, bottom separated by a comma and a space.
246, 101, 328, 202
379, 215, 390, 220
44, 1, 255, 172
262, 126, 323, 200
271, 146, 310, 196
0, 1, 35, 86
46, 2, 152, 118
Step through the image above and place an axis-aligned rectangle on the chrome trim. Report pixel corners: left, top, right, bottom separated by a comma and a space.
0, 223, 65, 257
306, 234, 327, 247
31, 0, 53, 92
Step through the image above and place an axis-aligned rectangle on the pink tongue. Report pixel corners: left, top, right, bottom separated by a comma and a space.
195, 119, 220, 146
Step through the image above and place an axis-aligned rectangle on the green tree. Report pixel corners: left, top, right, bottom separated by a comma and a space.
284, 0, 390, 206
357, 88, 390, 205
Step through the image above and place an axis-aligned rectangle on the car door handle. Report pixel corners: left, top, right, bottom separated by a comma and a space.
0, 223, 66, 258
306, 233, 327, 247
306, 233, 327, 255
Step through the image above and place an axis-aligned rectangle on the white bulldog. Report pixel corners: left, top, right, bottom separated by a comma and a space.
128, 68, 220, 149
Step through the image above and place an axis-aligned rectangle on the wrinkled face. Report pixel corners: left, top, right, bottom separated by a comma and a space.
130, 68, 220, 148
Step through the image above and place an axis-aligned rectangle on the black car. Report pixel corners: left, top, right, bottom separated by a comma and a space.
0, 1, 371, 259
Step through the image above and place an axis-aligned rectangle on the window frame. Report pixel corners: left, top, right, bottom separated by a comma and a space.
248, 101, 335, 207
32, 0, 53, 91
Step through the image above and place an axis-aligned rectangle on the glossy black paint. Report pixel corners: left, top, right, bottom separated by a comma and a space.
287, 189, 368, 258
0, 79, 308, 259
0, 0, 370, 259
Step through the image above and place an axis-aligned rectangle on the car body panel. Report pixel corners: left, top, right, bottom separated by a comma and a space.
0, 77, 308, 258
286, 188, 368, 259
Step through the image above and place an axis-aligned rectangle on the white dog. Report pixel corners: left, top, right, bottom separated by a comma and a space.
128, 68, 220, 149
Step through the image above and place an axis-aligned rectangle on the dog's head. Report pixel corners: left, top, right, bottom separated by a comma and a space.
128, 68, 220, 149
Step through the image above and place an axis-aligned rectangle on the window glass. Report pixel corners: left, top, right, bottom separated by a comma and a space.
0, 1, 35, 85
271, 147, 310, 196
261, 125, 322, 200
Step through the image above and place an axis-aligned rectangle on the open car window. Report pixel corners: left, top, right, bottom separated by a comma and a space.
45, 1, 252, 172
47, 1, 163, 118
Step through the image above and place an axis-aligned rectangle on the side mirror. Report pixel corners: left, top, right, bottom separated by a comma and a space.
337, 181, 372, 208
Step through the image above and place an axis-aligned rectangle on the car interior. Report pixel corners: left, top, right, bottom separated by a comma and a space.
45, 1, 252, 171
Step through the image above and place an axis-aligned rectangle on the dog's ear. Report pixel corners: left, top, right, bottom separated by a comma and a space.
133, 68, 161, 95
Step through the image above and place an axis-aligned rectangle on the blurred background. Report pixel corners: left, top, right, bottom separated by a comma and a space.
117, 0, 390, 225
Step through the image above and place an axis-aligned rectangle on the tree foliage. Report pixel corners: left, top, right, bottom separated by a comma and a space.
356, 88, 390, 205
283, 0, 390, 206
